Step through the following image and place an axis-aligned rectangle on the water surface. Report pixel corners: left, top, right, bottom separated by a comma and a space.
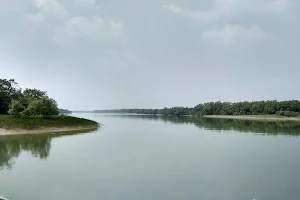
1, 114, 300, 200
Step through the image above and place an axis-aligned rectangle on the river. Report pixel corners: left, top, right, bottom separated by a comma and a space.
1, 113, 300, 200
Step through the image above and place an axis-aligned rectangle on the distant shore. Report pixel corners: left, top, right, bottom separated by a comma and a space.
203, 115, 300, 121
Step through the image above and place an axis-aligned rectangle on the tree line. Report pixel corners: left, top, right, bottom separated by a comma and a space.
3, 78, 299, 117
0, 79, 59, 117
58, 108, 72, 114
94, 100, 300, 117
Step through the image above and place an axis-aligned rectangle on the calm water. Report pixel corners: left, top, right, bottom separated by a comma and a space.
1, 114, 300, 200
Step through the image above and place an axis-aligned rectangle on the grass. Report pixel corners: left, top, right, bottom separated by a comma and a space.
0, 115, 99, 130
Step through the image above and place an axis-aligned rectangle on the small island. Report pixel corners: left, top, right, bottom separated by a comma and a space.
0, 79, 99, 135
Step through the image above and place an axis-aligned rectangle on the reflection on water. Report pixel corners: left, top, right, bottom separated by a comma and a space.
1, 114, 300, 200
100, 115, 300, 136
0, 135, 51, 169
1, 115, 300, 170
0, 129, 97, 170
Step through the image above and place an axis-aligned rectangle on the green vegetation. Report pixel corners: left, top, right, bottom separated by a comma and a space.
275, 111, 300, 117
1, 79, 59, 117
94, 100, 300, 117
0, 78, 98, 132
59, 108, 72, 114
0, 79, 20, 115
0, 115, 98, 130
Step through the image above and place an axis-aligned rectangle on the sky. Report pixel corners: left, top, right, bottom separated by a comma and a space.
1, 0, 300, 110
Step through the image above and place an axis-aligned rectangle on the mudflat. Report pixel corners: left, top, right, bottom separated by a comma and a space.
0, 126, 99, 136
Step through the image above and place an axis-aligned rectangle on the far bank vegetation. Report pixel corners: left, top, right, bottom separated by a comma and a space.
95, 101, 300, 117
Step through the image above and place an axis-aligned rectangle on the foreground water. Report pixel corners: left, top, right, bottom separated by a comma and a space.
1, 114, 300, 200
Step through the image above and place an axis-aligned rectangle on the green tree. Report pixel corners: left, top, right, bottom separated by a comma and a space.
8, 100, 25, 117
22, 97, 59, 117
264, 100, 277, 114
23, 88, 47, 100
0, 79, 21, 114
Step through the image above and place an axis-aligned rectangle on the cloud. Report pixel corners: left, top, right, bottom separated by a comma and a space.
72, 0, 97, 8
27, 0, 124, 41
202, 25, 269, 44
248, 0, 292, 13
54, 16, 124, 42
71, 0, 101, 11
27, 0, 68, 23
163, 0, 292, 21
162, 5, 183, 14
162, 2, 232, 21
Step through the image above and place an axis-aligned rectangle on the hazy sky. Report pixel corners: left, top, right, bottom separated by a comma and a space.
1, 0, 299, 110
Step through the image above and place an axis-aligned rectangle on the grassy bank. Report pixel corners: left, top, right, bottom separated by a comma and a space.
0, 115, 99, 130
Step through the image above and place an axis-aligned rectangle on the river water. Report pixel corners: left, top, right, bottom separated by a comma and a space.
1, 113, 300, 200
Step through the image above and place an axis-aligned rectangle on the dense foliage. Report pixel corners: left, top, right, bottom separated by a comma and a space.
94, 100, 300, 117
0, 78, 59, 117
0, 79, 21, 114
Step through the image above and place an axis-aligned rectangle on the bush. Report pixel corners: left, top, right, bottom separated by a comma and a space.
276, 111, 300, 117
22, 97, 59, 117
8, 100, 25, 117
6, 85, 59, 118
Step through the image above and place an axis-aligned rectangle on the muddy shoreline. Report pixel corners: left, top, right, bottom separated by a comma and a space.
0, 126, 99, 136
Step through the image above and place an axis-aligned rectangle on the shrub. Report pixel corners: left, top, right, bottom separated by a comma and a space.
8, 100, 25, 117
22, 97, 59, 117
276, 111, 300, 117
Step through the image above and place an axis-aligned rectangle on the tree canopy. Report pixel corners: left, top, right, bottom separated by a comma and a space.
0, 79, 21, 114
0, 78, 59, 117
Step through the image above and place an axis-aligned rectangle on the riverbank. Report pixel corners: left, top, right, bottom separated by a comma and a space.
204, 115, 300, 121
0, 115, 99, 136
